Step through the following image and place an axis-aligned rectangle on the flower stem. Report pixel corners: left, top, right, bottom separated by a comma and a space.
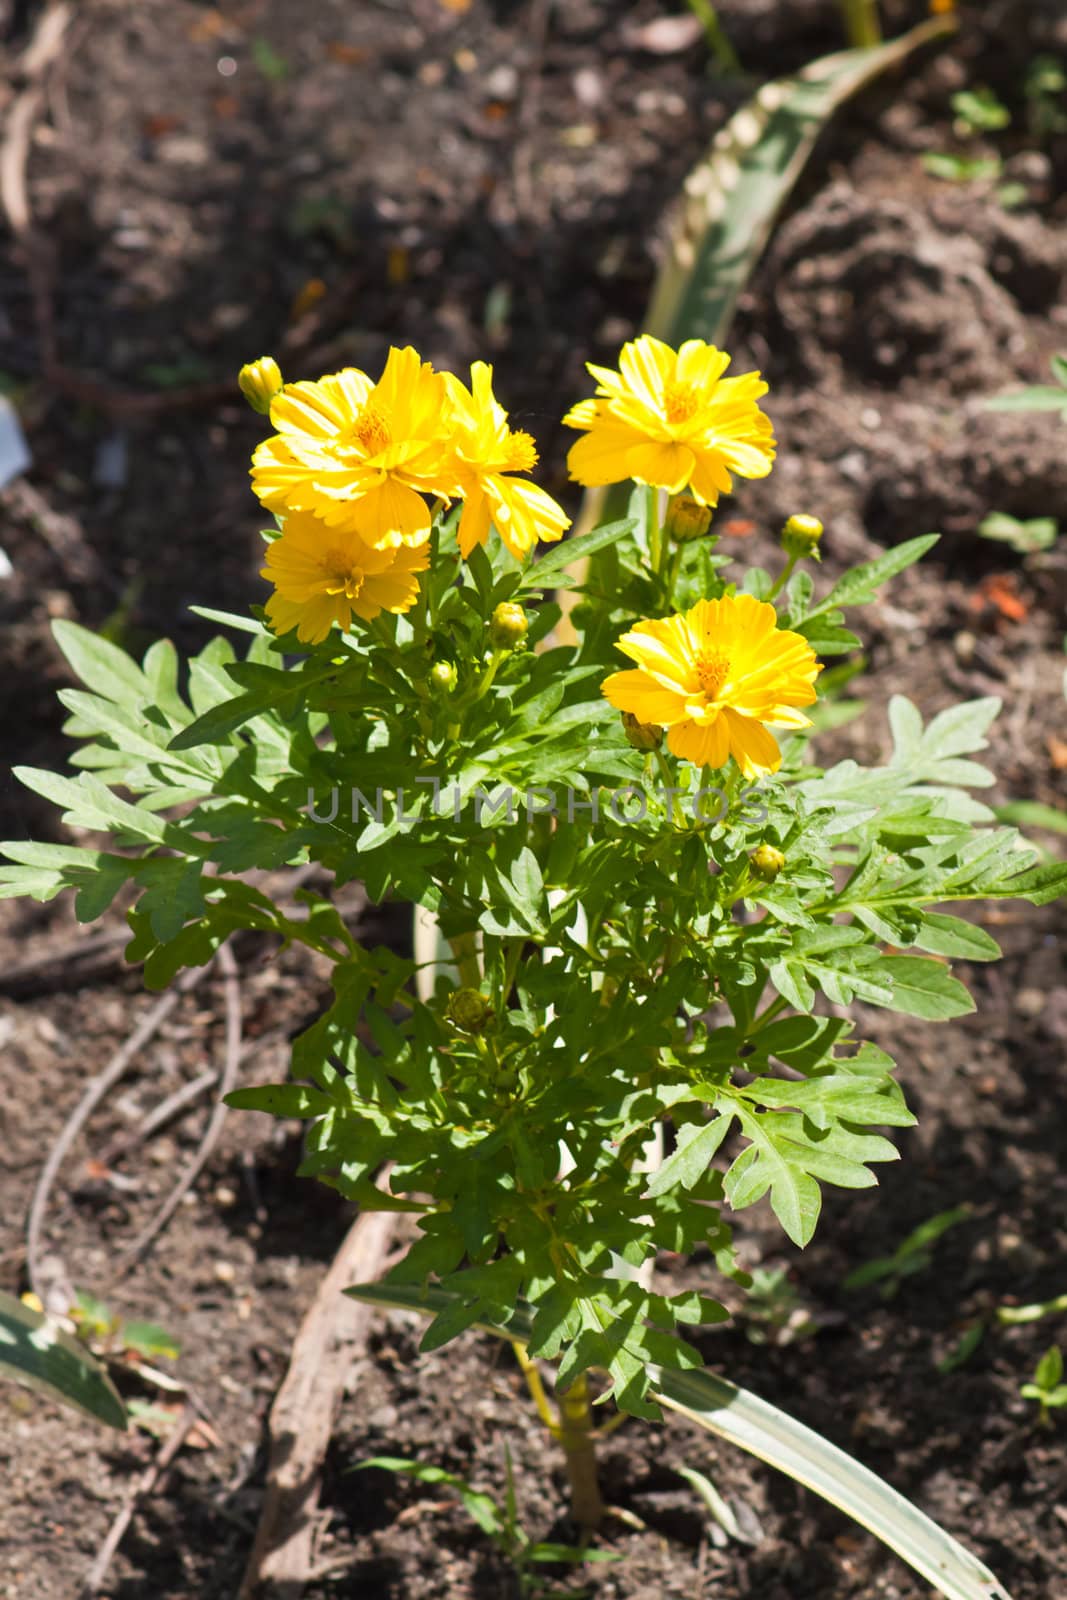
646, 485, 662, 579
839, 0, 881, 46
448, 931, 482, 988
556, 1372, 604, 1532
685, 0, 741, 70
766, 554, 797, 602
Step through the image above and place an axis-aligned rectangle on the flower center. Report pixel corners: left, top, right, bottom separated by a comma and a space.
695, 649, 730, 699
323, 559, 365, 601
500, 429, 538, 473
663, 382, 701, 425
348, 403, 391, 458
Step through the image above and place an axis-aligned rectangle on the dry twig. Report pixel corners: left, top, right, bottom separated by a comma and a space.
26, 962, 209, 1306
114, 942, 244, 1275
76, 1401, 199, 1599
238, 1198, 398, 1599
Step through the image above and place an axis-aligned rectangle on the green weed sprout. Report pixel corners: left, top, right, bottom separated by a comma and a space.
1020, 1346, 1067, 1426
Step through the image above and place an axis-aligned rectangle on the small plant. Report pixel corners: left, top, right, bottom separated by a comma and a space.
355, 1450, 616, 1597
741, 1265, 818, 1345
950, 87, 1011, 137
844, 1205, 972, 1300
1020, 1346, 1067, 1426
985, 354, 1067, 421
1024, 54, 1067, 141
921, 151, 1002, 184
977, 512, 1060, 555
70, 1288, 182, 1366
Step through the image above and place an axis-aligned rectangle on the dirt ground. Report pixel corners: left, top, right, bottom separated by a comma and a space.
1, 1, 1066, 1596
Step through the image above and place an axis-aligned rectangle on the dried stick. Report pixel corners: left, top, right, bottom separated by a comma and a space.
26, 963, 208, 1305
0, 0, 76, 371
76, 1401, 198, 1599
237, 1198, 398, 1599
114, 942, 243, 1275
0, 922, 127, 997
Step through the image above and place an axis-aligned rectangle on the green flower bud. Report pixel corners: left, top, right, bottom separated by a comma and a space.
666, 495, 713, 544
445, 987, 494, 1034
238, 356, 284, 415
489, 602, 528, 649
621, 711, 663, 751
749, 843, 786, 882
781, 514, 824, 561
429, 660, 457, 692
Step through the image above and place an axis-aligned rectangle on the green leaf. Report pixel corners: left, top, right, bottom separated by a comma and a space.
1034, 1346, 1064, 1391
353, 1458, 503, 1538
224, 1083, 334, 1118
13, 768, 167, 844
984, 385, 1067, 417
914, 913, 1000, 962
808, 535, 940, 620
645, 1117, 731, 1197
520, 519, 635, 591
51, 619, 147, 704
875, 956, 975, 1020
0, 1290, 127, 1430
121, 1321, 181, 1361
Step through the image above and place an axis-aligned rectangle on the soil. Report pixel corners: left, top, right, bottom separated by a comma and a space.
1, 1, 1066, 1598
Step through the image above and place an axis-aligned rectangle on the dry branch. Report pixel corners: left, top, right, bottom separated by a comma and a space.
238, 1201, 398, 1599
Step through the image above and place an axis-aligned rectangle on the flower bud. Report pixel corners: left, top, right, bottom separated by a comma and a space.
666, 495, 713, 544
445, 986, 494, 1034
781, 514, 824, 561
621, 711, 663, 751
429, 660, 457, 692
238, 357, 283, 415
489, 602, 528, 649
749, 843, 785, 882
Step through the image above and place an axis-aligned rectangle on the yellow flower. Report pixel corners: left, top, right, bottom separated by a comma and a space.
601, 593, 820, 778
564, 335, 775, 504
443, 362, 570, 560
261, 511, 429, 645
250, 347, 453, 549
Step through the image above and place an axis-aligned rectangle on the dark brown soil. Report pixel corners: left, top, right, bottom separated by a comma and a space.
1, 2, 1066, 1597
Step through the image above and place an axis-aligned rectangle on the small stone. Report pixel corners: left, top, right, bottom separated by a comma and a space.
1015, 988, 1046, 1019
213, 1260, 236, 1284
156, 134, 211, 166
484, 64, 518, 100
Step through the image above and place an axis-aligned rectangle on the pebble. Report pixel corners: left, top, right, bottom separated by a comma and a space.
484, 63, 518, 100
213, 1260, 236, 1284
1015, 988, 1045, 1019
156, 134, 211, 166
572, 66, 603, 107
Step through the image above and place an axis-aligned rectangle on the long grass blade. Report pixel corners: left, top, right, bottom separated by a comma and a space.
0, 1289, 127, 1430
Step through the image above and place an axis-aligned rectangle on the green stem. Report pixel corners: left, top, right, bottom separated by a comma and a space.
685, 0, 741, 71
653, 748, 686, 829
766, 554, 797, 602
646, 484, 662, 579
449, 931, 482, 988
556, 1373, 604, 1532
839, 0, 881, 47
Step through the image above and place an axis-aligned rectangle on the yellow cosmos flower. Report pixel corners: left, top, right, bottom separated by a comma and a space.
602, 593, 820, 778
261, 511, 429, 645
250, 346, 453, 549
443, 362, 571, 560
564, 335, 775, 504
